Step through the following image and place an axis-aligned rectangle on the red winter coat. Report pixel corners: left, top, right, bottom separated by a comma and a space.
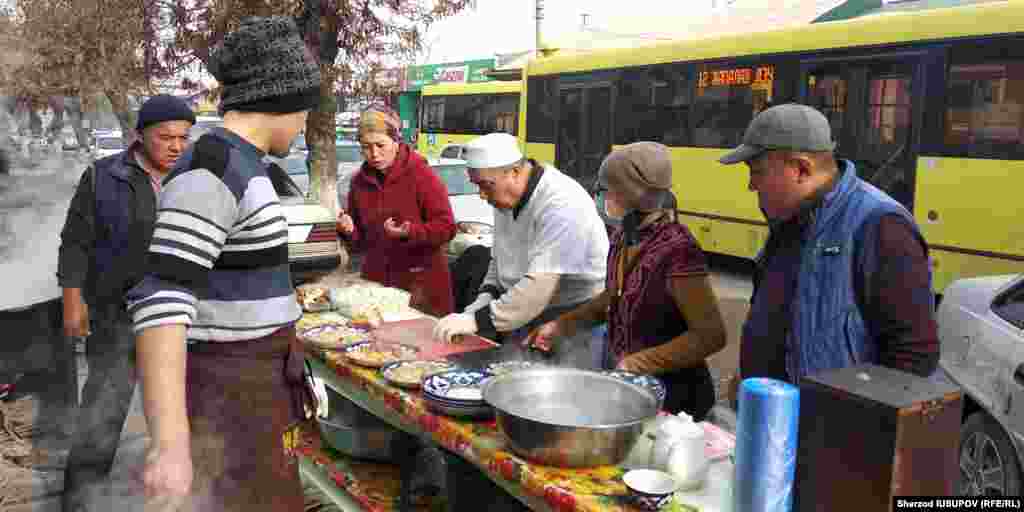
342, 144, 456, 316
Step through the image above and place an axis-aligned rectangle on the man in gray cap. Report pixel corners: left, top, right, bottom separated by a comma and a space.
433, 133, 609, 368
719, 103, 939, 395
58, 94, 194, 511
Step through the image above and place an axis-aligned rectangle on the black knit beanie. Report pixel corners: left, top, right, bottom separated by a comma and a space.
136, 94, 196, 131
208, 16, 321, 115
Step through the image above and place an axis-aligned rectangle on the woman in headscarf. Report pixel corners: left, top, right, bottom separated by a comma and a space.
336, 106, 456, 317
526, 142, 727, 420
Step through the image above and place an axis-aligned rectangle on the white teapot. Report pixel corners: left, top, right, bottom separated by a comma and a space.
648, 412, 708, 491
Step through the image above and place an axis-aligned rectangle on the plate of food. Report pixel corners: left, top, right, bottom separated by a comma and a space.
343, 341, 420, 368
298, 322, 371, 350
485, 360, 545, 376
296, 285, 333, 312
421, 369, 493, 403
380, 360, 456, 389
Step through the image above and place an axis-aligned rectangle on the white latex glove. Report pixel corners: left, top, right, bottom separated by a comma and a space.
433, 313, 478, 343
463, 293, 493, 315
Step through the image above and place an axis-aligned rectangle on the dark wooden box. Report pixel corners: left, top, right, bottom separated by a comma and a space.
794, 364, 962, 511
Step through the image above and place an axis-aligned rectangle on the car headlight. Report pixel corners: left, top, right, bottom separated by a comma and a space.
457, 221, 493, 236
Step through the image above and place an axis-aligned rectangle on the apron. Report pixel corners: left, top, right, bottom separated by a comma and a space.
180, 327, 315, 512
499, 302, 609, 371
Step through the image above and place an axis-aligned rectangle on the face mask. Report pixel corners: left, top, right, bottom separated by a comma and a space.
596, 191, 623, 226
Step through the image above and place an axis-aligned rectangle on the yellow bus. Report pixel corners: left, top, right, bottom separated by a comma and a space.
520, 1, 1024, 293
417, 81, 521, 160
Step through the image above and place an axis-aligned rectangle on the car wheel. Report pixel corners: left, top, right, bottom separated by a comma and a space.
958, 412, 1023, 496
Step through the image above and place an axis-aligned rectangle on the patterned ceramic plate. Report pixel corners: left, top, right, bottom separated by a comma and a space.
485, 360, 545, 376
298, 322, 371, 350
342, 341, 420, 368
604, 370, 667, 404
421, 369, 493, 403
380, 360, 455, 389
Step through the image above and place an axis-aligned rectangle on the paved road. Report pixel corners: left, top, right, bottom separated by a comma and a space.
706, 257, 753, 409
1, 261, 751, 510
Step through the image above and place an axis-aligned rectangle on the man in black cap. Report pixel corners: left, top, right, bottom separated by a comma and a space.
57, 94, 194, 511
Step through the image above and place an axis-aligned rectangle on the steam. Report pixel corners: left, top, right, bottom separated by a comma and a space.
0, 148, 87, 310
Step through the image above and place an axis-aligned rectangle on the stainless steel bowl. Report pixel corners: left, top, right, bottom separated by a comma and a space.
481, 368, 659, 468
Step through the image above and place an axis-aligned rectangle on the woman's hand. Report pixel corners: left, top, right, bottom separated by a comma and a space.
615, 356, 637, 373
337, 209, 355, 236
524, 321, 562, 352
383, 217, 411, 239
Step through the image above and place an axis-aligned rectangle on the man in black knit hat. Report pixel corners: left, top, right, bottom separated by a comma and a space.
58, 94, 194, 511
127, 16, 321, 511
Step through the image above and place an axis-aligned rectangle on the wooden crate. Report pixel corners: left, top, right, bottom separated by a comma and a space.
794, 364, 962, 511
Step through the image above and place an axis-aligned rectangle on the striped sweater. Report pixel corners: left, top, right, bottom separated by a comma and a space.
126, 128, 300, 342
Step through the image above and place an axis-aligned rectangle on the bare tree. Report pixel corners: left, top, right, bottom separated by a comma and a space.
168, 0, 474, 212
1, 0, 192, 145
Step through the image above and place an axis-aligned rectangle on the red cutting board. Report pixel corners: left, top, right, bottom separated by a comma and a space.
371, 317, 498, 360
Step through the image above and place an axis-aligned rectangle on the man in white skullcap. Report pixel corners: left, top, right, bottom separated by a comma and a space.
433, 133, 609, 368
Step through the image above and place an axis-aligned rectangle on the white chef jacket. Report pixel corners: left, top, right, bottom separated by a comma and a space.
486, 165, 609, 310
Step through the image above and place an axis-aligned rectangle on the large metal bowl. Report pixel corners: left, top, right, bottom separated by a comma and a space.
481, 368, 659, 468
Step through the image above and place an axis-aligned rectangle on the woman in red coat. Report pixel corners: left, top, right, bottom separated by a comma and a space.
337, 107, 456, 316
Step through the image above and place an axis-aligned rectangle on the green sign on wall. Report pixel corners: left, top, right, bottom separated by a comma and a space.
403, 59, 496, 91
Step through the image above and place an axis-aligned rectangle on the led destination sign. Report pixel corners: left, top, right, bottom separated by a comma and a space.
698, 65, 775, 87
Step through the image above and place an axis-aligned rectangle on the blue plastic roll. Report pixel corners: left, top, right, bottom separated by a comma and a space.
733, 378, 800, 512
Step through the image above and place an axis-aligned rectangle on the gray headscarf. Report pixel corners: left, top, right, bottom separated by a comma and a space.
596, 142, 678, 244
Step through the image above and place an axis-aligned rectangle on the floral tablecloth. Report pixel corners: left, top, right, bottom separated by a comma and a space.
298, 313, 705, 512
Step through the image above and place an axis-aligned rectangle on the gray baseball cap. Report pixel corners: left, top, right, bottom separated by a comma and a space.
719, 104, 836, 165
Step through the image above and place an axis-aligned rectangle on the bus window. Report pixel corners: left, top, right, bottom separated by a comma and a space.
526, 77, 558, 143
443, 95, 482, 133
422, 97, 445, 132
807, 72, 847, 140
426, 94, 519, 135
691, 63, 776, 148
802, 59, 918, 207
866, 76, 912, 161
945, 56, 1024, 159
492, 94, 519, 135
615, 64, 695, 146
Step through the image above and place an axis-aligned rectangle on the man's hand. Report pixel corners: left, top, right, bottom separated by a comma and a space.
336, 209, 355, 236
142, 441, 192, 503
463, 293, 492, 315
433, 313, 478, 343
524, 321, 561, 353
615, 356, 639, 373
383, 217, 411, 239
62, 288, 90, 338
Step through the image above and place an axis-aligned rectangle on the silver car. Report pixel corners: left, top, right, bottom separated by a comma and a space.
939, 274, 1024, 496
429, 158, 493, 261
262, 157, 341, 284
439, 143, 467, 160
